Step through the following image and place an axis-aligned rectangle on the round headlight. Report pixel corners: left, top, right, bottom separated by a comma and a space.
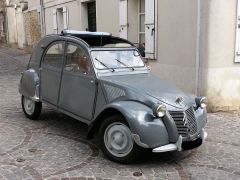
196, 97, 208, 109
153, 104, 167, 117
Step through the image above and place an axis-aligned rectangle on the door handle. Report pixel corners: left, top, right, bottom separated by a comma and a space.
90, 80, 95, 84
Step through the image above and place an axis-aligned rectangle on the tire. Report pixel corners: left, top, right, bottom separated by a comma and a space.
21, 95, 42, 120
99, 114, 141, 164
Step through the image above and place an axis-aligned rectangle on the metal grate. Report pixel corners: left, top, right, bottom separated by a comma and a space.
169, 107, 198, 137
104, 84, 126, 102
185, 107, 198, 135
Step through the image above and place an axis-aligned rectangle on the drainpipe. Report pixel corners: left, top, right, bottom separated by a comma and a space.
40, 0, 45, 36
195, 0, 201, 95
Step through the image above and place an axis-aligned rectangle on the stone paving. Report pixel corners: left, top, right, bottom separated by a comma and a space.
0, 46, 240, 180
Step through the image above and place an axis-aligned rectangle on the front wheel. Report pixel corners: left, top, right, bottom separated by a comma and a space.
21, 95, 42, 120
99, 115, 141, 163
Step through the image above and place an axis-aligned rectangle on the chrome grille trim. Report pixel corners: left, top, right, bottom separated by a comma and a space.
185, 107, 198, 135
169, 107, 198, 137
103, 84, 126, 102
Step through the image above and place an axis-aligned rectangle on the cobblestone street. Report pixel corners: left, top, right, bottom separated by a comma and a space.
0, 46, 240, 180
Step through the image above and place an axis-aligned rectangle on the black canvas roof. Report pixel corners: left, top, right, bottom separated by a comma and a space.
61, 30, 134, 47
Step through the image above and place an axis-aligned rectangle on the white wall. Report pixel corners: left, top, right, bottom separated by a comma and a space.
6, 7, 17, 43
96, 0, 119, 36
199, 0, 240, 111
16, 10, 26, 48
150, 0, 198, 93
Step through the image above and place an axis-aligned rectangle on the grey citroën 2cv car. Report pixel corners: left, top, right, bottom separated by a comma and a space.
19, 30, 208, 163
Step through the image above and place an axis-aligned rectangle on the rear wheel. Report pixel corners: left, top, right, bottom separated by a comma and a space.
99, 115, 141, 163
21, 95, 42, 120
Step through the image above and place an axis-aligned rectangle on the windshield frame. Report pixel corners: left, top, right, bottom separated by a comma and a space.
90, 47, 146, 71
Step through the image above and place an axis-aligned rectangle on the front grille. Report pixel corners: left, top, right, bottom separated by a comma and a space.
169, 107, 198, 138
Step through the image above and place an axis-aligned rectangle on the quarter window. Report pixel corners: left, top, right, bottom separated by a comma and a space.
64, 44, 90, 74
43, 42, 64, 68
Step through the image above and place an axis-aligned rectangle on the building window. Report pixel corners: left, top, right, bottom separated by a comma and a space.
57, 8, 64, 33
235, 0, 240, 62
139, 0, 145, 44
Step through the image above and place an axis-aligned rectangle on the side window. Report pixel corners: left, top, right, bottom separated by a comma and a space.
64, 44, 90, 74
43, 42, 64, 68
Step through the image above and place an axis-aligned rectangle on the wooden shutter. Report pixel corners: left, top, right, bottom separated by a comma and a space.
63, 7, 69, 30
53, 9, 57, 34
145, 0, 155, 59
236, 0, 240, 62
119, 0, 128, 39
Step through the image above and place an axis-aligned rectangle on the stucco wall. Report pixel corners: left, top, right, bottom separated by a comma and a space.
28, 0, 40, 9
44, 0, 81, 34
150, 0, 198, 94
199, 0, 240, 111
96, 0, 119, 36
16, 10, 26, 48
127, 0, 138, 43
6, 7, 17, 43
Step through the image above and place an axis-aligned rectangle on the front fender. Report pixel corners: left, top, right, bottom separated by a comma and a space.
95, 101, 169, 149
18, 69, 40, 101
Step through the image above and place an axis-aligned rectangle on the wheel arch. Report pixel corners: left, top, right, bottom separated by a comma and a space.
87, 101, 169, 149
87, 107, 127, 139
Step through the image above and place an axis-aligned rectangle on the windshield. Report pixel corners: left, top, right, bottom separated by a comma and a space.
91, 49, 145, 70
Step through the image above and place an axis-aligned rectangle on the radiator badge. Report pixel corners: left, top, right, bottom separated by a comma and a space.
175, 96, 184, 105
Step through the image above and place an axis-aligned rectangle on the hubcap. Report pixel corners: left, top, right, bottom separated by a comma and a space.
104, 122, 133, 158
23, 97, 35, 115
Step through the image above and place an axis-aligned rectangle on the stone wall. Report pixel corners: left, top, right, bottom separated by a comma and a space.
0, 1, 6, 43
24, 10, 41, 47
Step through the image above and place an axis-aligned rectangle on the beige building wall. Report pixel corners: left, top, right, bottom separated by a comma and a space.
96, 0, 119, 36
44, 0, 81, 34
15, 10, 26, 48
127, 0, 138, 43
199, 0, 240, 111
150, 0, 198, 93
6, 7, 17, 44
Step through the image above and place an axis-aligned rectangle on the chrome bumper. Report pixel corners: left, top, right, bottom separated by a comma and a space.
152, 129, 207, 153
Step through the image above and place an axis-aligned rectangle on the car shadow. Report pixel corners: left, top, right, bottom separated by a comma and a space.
37, 108, 194, 165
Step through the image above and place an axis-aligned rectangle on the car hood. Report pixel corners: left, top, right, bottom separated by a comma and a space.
99, 73, 195, 109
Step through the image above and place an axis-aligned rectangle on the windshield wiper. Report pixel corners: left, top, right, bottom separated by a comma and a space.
95, 58, 115, 72
115, 59, 135, 71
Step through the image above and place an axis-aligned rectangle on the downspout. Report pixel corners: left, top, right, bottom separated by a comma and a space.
195, 0, 201, 95
40, 0, 45, 36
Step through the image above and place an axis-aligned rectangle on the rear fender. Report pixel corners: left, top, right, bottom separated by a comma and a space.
19, 69, 40, 101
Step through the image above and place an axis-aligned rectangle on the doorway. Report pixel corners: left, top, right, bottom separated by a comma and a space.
87, 1, 96, 32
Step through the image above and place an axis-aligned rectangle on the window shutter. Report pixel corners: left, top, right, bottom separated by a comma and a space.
53, 9, 57, 34
63, 7, 69, 30
235, 0, 240, 62
119, 0, 128, 39
145, 0, 155, 59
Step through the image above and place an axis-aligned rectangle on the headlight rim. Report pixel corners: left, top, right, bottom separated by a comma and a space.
153, 104, 167, 117
196, 96, 208, 109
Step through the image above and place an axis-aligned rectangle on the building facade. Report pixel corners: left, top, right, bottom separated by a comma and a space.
4, 0, 41, 48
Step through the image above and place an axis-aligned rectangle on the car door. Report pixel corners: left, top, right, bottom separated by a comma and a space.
40, 41, 65, 106
58, 42, 96, 120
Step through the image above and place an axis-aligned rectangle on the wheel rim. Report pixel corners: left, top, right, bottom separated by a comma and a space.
104, 122, 133, 158
23, 97, 35, 115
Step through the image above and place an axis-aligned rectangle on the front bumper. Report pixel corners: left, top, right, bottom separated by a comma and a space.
152, 128, 207, 153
